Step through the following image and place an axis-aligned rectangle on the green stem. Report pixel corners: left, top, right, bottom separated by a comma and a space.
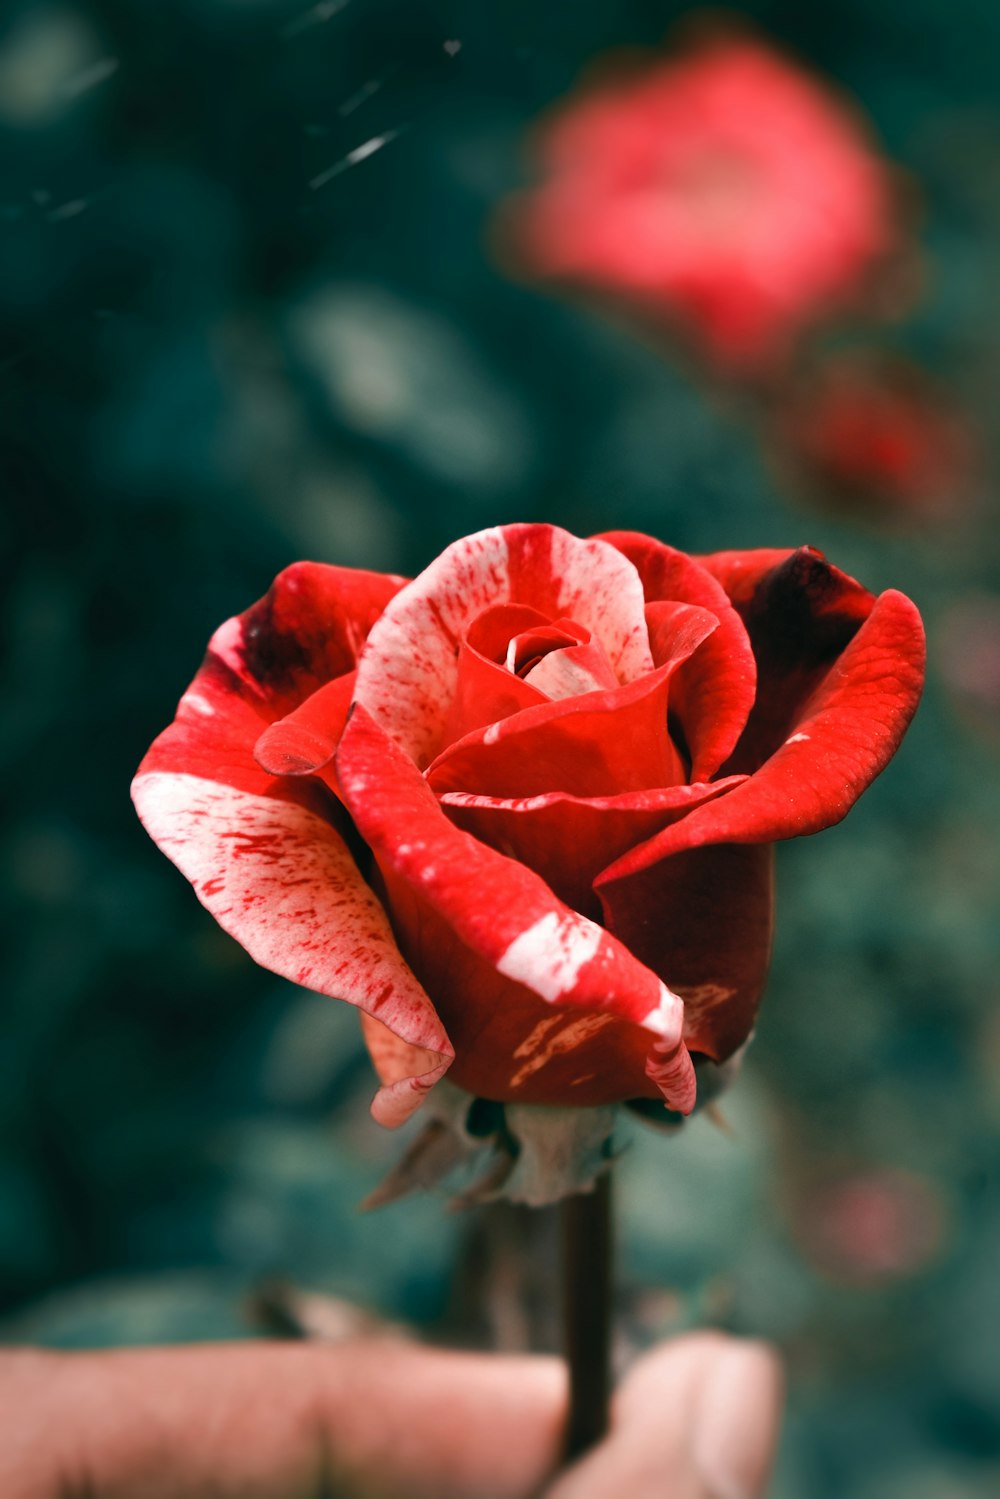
560, 1169, 613, 1462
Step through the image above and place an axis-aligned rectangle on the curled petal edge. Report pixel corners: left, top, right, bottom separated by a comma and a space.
597, 588, 926, 886
130, 770, 453, 1126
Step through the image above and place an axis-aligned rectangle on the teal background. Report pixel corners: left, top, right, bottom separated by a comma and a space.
2, 1, 999, 1493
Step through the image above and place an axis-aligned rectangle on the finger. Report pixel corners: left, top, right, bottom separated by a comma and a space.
0, 1340, 566, 1499
688, 1339, 784, 1499
545, 1333, 783, 1499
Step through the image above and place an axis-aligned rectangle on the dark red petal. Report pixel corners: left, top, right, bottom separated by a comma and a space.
714, 547, 877, 773
599, 531, 757, 779
695, 546, 799, 609
138, 563, 407, 797
599, 843, 774, 1062
336, 705, 696, 1112
440, 777, 746, 920
425, 660, 686, 800
354, 525, 653, 767
217, 562, 408, 719
596, 587, 925, 878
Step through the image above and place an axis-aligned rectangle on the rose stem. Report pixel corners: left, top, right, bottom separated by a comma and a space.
560, 1168, 613, 1462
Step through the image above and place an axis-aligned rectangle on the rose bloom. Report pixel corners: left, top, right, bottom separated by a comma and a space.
770, 352, 977, 524
501, 34, 903, 372
133, 526, 924, 1126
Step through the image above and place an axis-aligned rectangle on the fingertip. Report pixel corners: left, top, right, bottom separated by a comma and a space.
690, 1340, 784, 1499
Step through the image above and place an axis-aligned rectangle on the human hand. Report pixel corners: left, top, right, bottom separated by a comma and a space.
0, 1331, 782, 1498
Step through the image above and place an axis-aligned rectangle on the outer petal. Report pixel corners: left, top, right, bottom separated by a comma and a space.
695, 546, 798, 609
440, 777, 746, 919
708, 547, 877, 774
337, 706, 696, 1112
132, 563, 452, 1127
353, 524, 654, 768
596, 587, 925, 878
139, 562, 407, 796
599, 843, 774, 1062
132, 774, 452, 1124
599, 531, 757, 780
209, 562, 407, 721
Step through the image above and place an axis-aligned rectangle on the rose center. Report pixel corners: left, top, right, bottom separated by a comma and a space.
500, 617, 620, 701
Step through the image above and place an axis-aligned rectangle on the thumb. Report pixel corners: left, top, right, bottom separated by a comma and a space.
545, 1332, 784, 1499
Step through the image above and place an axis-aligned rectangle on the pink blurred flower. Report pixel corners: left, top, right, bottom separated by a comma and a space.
501, 30, 906, 373
796, 1167, 947, 1285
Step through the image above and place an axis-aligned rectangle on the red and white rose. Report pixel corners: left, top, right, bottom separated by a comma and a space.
133, 526, 924, 1131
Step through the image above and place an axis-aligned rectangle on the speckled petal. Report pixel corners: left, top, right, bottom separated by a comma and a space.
131, 772, 452, 1125
337, 705, 696, 1112
131, 563, 450, 1126
353, 524, 654, 768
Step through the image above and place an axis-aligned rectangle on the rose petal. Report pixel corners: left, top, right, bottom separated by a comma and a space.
215, 561, 407, 718
131, 772, 452, 1126
506, 619, 587, 671
711, 546, 877, 773
425, 606, 716, 801
440, 777, 747, 919
598, 843, 774, 1062
469, 602, 564, 660
139, 563, 407, 797
596, 587, 925, 878
519, 640, 620, 698
337, 705, 696, 1112
599, 531, 757, 779
426, 662, 684, 799
354, 524, 653, 767
644, 600, 720, 667
254, 673, 355, 778
445, 642, 549, 742
696, 546, 799, 608
132, 563, 450, 1126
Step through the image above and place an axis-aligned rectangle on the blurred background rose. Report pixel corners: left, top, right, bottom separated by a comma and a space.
2, 3, 999, 1495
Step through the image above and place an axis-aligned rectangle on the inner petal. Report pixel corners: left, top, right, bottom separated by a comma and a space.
506, 619, 588, 675
468, 603, 556, 663
447, 603, 625, 743
427, 662, 687, 802
513, 618, 621, 701
521, 643, 621, 699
